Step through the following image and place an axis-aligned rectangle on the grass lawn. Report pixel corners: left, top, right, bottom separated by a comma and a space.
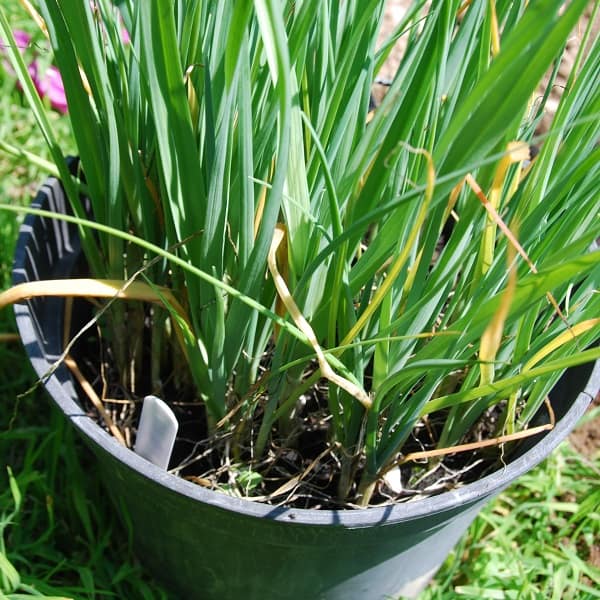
0, 6, 599, 598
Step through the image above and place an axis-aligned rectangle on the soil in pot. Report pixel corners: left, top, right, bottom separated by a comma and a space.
64, 291, 560, 510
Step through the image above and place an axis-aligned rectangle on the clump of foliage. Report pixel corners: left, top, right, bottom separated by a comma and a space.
0, 0, 598, 507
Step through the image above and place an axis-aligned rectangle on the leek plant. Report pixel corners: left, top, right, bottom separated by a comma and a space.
0, 0, 598, 507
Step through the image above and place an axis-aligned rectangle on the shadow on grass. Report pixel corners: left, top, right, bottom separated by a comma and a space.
0, 360, 169, 599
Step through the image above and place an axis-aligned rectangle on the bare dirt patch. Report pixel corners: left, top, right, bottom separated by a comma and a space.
569, 393, 600, 459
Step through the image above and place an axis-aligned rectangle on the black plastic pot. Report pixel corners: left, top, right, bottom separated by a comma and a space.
12, 176, 600, 600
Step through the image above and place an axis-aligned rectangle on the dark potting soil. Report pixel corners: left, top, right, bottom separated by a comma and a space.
62, 293, 528, 510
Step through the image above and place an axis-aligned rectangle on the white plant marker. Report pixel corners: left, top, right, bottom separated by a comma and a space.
134, 395, 179, 469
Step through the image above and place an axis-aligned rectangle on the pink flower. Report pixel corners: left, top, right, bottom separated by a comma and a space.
13, 29, 31, 51
121, 25, 130, 45
26, 59, 40, 88
1, 29, 31, 76
36, 65, 68, 114
1, 28, 68, 114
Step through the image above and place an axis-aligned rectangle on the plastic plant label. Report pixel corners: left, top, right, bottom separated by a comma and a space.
134, 395, 179, 470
